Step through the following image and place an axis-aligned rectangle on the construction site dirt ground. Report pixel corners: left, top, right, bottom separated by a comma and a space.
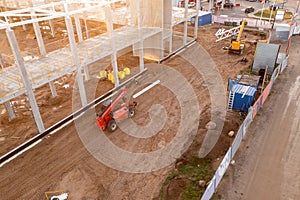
0, 22, 266, 199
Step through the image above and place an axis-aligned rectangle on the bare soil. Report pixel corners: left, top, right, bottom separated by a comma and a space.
0, 22, 264, 199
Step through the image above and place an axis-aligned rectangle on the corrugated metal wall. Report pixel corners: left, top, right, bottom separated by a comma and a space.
189, 13, 212, 26
252, 42, 280, 75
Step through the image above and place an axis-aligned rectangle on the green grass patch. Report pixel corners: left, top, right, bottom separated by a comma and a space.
178, 157, 214, 181
254, 10, 276, 19
254, 10, 293, 20
160, 157, 215, 200
182, 182, 204, 200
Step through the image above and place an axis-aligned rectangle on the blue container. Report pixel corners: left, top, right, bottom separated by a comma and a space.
231, 84, 257, 112
189, 12, 212, 26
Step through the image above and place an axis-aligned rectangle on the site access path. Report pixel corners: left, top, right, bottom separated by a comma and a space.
218, 36, 300, 199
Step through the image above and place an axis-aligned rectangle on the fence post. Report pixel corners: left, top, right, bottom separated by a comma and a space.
259, 94, 263, 108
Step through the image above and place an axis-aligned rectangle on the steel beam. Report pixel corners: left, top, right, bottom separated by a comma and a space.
6, 27, 45, 132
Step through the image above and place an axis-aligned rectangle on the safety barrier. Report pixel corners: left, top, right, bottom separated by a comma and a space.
201, 55, 286, 200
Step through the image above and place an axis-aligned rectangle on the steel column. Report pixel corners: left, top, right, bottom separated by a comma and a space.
105, 5, 119, 87
31, 10, 46, 56
6, 28, 45, 132
194, 0, 200, 39
32, 10, 57, 97
15, 1, 27, 31
74, 15, 83, 42
169, 31, 173, 53
137, 0, 145, 72
44, 0, 55, 37
4, 101, 16, 120
64, 3, 87, 106
74, 14, 90, 80
49, 81, 57, 97
84, 2, 89, 39
183, 0, 188, 45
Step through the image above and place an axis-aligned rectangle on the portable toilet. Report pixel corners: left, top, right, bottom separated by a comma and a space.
230, 84, 257, 112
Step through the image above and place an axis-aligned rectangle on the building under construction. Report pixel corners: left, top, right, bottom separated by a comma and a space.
0, 0, 201, 132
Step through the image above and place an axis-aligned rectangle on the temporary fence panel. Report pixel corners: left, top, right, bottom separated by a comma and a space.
201, 177, 216, 200
271, 65, 281, 83
252, 94, 262, 119
231, 127, 243, 158
215, 147, 232, 186
244, 108, 253, 130
280, 55, 289, 73
262, 82, 272, 104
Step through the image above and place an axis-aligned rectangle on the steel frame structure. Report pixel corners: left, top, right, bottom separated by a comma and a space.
0, 0, 201, 133
215, 25, 241, 42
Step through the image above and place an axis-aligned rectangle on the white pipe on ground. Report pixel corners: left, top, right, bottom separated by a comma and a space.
133, 80, 160, 99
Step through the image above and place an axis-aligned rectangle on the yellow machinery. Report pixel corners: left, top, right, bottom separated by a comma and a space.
229, 19, 246, 54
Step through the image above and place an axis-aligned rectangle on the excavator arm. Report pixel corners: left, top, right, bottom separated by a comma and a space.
230, 19, 246, 53
236, 19, 246, 42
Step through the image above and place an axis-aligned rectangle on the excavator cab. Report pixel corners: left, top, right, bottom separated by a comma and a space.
231, 35, 241, 51
231, 35, 237, 42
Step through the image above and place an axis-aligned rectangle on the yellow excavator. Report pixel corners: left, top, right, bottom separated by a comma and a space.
229, 19, 246, 55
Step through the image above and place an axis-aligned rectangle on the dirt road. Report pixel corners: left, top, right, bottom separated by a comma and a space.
218, 36, 300, 199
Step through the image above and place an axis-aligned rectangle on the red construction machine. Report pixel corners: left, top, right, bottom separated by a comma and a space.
96, 88, 137, 132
